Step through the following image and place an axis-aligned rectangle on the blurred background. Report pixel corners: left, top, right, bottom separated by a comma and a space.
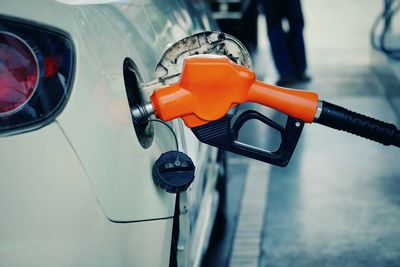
203, 0, 400, 266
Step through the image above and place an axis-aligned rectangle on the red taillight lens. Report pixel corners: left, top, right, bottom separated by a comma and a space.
0, 18, 74, 136
0, 32, 39, 115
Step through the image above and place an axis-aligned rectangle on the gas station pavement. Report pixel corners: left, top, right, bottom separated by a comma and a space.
204, 0, 400, 266
257, 67, 400, 267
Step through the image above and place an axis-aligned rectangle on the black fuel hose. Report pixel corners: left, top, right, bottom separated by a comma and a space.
315, 101, 400, 147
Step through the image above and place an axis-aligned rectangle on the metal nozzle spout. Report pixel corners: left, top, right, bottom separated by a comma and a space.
131, 102, 155, 124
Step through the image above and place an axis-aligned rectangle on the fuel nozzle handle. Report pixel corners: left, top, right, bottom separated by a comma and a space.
131, 55, 400, 150
315, 101, 400, 147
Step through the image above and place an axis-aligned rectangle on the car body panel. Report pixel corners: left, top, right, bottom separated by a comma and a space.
1, 0, 217, 222
1, 0, 222, 265
0, 122, 173, 266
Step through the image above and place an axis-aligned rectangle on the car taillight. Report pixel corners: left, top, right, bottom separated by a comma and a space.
0, 18, 74, 135
0, 32, 39, 115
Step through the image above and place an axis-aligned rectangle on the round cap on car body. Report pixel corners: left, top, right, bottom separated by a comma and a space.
152, 151, 195, 193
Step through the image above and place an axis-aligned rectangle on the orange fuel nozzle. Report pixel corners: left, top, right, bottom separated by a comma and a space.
132, 54, 399, 166
149, 55, 319, 128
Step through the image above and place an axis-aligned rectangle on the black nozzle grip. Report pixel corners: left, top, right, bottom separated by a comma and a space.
191, 111, 304, 167
317, 101, 400, 147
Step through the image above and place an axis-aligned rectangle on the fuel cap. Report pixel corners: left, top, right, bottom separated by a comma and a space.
152, 151, 195, 193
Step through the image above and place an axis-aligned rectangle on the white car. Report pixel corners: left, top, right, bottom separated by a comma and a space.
0, 0, 227, 266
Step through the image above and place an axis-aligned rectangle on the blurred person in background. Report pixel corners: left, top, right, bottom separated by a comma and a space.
262, 0, 311, 86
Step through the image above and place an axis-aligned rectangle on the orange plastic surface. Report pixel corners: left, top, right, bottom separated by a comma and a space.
150, 55, 319, 128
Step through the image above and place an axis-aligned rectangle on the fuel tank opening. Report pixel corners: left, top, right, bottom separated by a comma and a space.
123, 58, 154, 149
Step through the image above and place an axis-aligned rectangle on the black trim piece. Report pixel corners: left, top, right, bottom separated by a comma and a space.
108, 216, 174, 224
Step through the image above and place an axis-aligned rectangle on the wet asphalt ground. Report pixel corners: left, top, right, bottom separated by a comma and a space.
203, 0, 400, 266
